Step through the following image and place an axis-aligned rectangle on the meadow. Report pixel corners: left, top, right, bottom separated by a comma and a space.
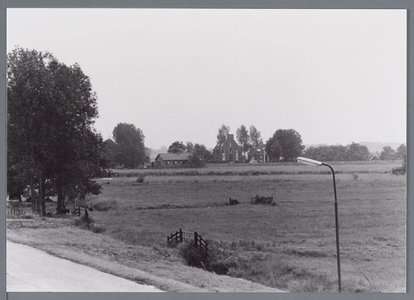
83, 161, 406, 292
7, 161, 405, 292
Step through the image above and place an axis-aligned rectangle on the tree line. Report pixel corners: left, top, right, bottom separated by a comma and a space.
303, 143, 406, 162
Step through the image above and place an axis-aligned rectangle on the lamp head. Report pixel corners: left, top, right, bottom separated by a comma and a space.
297, 157, 323, 167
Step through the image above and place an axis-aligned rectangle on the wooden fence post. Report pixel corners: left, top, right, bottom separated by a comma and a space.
85, 209, 90, 230
194, 232, 198, 248
179, 228, 183, 242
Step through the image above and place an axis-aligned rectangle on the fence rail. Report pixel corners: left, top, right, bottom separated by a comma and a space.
7, 206, 26, 216
72, 207, 81, 216
167, 228, 208, 252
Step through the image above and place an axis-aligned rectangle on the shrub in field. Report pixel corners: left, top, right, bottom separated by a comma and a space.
90, 224, 106, 233
136, 175, 145, 183
392, 156, 406, 175
179, 241, 237, 275
98, 169, 115, 178
74, 214, 93, 229
179, 241, 209, 269
73, 214, 105, 233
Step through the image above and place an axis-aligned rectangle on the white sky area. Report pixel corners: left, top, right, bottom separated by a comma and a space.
7, 9, 406, 150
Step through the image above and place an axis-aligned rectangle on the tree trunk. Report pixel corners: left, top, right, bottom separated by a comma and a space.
36, 177, 42, 214
40, 178, 46, 216
57, 186, 64, 214
30, 176, 36, 213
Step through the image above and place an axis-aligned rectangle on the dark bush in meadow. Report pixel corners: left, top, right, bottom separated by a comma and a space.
179, 241, 237, 275
392, 156, 406, 175
179, 241, 209, 269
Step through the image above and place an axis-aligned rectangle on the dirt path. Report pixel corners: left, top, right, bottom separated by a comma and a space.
7, 241, 163, 292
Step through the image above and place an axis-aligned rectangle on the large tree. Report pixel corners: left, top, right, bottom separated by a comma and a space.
396, 144, 406, 160
7, 48, 106, 215
346, 142, 370, 161
216, 124, 230, 144
266, 129, 304, 162
103, 139, 118, 168
168, 141, 186, 154
236, 125, 250, 158
112, 123, 147, 168
188, 143, 212, 168
265, 137, 282, 162
380, 146, 396, 160
249, 125, 263, 148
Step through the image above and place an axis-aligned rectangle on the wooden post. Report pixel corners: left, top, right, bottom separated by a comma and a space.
85, 209, 89, 230
179, 228, 183, 242
194, 232, 198, 248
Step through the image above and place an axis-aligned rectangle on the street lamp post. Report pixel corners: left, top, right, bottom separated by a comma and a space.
297, 157, 342, 293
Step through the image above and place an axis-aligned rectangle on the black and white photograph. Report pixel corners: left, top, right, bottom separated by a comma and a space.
5, 8, 406, 293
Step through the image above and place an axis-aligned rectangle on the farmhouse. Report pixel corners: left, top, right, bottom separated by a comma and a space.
370, 154, 380, 161
154, 153, 189, 167
213, 134, 243, 162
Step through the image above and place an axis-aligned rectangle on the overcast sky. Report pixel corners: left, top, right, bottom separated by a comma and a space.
7, 9, 406, 149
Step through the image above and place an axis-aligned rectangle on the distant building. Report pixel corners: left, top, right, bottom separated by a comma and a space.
212, 134, 243, 162
370, 154, 380, 161
154, 153, 189, 167
250, 142, 269, 163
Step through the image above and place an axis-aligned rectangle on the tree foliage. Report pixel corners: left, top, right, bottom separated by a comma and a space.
304, 145, 348, 161
112, 123, 147, 168
265, 138, 282, 162
396, 144, 406, 160
346, 142, 370, 161
249, 125, 263, 148
168, 141, 186, 154
236, 125, 250, 155
187, 143, 212, 168
304, 142, 370, 162
7, 47, 106, 215
266, 129, 304, 162
216, 124, 230, 144
380, 146, 397, 160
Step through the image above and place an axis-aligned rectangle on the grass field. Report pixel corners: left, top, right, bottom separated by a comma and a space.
7, 161, 406, 292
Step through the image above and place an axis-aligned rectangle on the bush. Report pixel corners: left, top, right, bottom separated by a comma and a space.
179, 241, 209, 269
91, 224, 106, 233
178, 240, 237, 275
74, 215, 93, 229
136, 175, 145, 183
392, 155, 406, 175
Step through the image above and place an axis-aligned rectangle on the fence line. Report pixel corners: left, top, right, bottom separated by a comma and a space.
167, 228, 208, 252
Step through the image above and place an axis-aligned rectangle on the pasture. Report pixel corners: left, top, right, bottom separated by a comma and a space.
84, 161, 405, 292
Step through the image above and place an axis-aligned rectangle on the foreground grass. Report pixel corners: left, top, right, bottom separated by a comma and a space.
7, 217, 282, 292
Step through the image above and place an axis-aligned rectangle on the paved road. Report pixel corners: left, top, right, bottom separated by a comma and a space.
7, 241, 163, 292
